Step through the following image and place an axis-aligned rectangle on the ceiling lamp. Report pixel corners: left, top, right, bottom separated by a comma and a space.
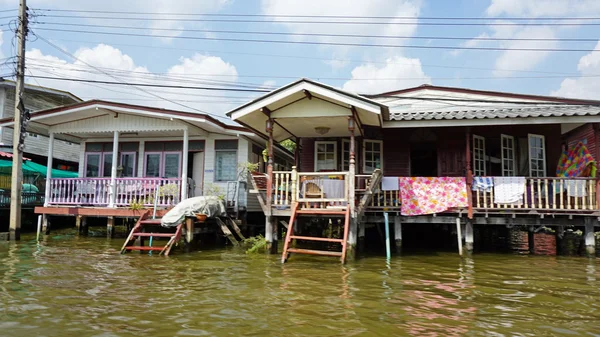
314, 126, 330, 135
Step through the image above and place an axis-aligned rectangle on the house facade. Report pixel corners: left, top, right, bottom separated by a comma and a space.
0, 100, 293, 224
0, 79, 82, 168
226, 79, 600, 262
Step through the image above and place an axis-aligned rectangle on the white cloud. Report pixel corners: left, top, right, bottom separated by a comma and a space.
25, 44, 241, 119
342, 56, 430, 94
493, 26, 558, 76
551, 40, 600, 99
486, 0, 600, 17
261, 0, 422, 68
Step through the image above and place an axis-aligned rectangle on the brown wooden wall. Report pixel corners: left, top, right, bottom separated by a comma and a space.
563, 124, 598, 162
296, 124, 562, 177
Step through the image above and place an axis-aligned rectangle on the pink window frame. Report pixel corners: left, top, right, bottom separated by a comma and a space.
120, 151, 137, 177
144, 151, 181, 178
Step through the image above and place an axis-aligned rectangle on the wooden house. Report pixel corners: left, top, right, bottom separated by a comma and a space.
0, 100, 293, 232
226, 79, 600, 262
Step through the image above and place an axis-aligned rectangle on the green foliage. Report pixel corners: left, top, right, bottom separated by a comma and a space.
280, 139, 296, 153
158, 183, 179, 198
129, 200, 145, 211
238, 161, 259, 181
243, 235, 266, 254
204, 183, 225, 200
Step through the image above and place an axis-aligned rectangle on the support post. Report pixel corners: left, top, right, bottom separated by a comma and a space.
556, 225, 565, 255
42, 215, 50, 235
75, 215, 82, 233
358, 219, 365, 252
528, 226, 535, 255
265, 117, 274, 215
384, 212, 391, 261
107, 216, 114, 238
465, 127, 473, 219
456, 218, 463, 256
81, 216, 88, 236
44, 132, 54, 206
8, 0, 28, 241
265, 216, 277, 254
291, 166, 297, 204
394, 215, 402, 253
108, 131, 119, 208
181, 128, 189, 200
36, 215, 42, 241
585, 220, 596, 256
464, 220, 474, 252
346, 116, 357, 260
185, 217, 194, 252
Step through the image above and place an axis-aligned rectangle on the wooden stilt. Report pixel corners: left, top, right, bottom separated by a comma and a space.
107, 216, 114, 238
75, 215, 82, 234
346, 217, 358, 261
81, 216, 88, 236
42, 215, 50, 235
528, 226, 535, 255
465, 221, 474, 252
394, 215, 402, 253
358, 219, 365, 252
185, 217, 194, 244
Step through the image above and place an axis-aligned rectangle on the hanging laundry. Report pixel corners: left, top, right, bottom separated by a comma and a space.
381, 177, 399, 191
398, 177, 468, 216
556, 142, 596, 178
493, 177, 526, 205
472, 177, 493, 192
565, 180, 588, 197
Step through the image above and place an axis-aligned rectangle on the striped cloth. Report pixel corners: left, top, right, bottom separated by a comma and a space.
472, 177, 493, 192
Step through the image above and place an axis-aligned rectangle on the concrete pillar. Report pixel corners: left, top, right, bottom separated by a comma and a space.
556, 225, 565, 255
42, 215, 50, 235
108, 131, 119, 208
265, 216, 278, 254
181, 128, 189, 200
464, 221, 474, 252
107, 216, 115, 238
528, 226, 535, 255
358, 219, 365, 252
75, 215, 82, 233
44, 132, 54, 206
346, 217, 358, 261
81, 216, 88, 236
394, 215, 402, 253
585, 220, 596, 256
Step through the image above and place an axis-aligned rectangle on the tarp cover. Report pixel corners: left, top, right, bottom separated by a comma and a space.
161, 196, 227, 227
0, 159, 78, 178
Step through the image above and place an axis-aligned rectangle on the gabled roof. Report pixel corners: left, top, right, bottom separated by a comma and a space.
0, 78, 82, 103
369, 84, 600, 105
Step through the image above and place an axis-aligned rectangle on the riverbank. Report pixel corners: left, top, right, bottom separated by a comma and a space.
1, 231, 600, 336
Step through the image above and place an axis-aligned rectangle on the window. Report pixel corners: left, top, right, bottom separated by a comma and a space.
145, 153, 162, 177
473, 135, 486, 176
85, 142, 138, 177
363, 140, 383, 173
501, 134, 516, 176
215, 139, 238, 181
528, 134, 546, 177
341, 139, 357, 171
85, 153, 101, 177
314, 141, 337, 171
144, 152, 181, 178
28, 132, 38, 138
120, 152, 136, 177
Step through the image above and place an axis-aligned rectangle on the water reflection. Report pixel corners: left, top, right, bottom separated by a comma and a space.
2, 234, 600, 336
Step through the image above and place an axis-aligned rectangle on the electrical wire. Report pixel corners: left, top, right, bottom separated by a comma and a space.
31, 28, 600, 52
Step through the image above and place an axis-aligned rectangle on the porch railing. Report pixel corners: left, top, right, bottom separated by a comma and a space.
48, 177, 182, 207
473, 177, 599, 212
297, 172, 349, 208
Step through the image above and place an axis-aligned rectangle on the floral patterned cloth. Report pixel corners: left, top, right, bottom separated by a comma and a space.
398, 177, 469, 216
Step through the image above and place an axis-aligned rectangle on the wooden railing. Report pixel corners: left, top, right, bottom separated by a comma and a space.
297, 172, 349, 208
355, 174, 399, 210
272, 170, 295, 207
473, 177, 599, 212
48, 177, 181, 207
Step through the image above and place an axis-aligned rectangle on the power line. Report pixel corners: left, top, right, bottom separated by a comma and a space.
376, 95, 600, 106
31, 13, 600, 26
0, 9, 16, 13
36, 36, 589, 77
31, 28, 600, 52
33, 21, 600, 42
31, 32, 239, 122
29, 9, 600, 20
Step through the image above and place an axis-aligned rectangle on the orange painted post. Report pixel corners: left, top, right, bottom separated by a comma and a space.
465, 128, 474, 219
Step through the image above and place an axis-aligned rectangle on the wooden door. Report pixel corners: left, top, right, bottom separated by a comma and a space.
438, 140, 466, 177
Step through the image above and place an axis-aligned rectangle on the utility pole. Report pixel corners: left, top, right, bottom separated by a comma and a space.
9, 0, 28, 241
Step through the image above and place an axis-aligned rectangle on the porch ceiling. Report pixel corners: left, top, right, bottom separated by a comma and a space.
226, 79, 385, 142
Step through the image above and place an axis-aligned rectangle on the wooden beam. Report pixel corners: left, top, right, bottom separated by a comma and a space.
261, 106, 271, 117
34, 206, 170, 218
303, 89, 312, 100
351, 106, 365, 137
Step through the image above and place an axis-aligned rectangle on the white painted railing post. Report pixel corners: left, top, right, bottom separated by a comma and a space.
108, 131, 119, 208
291, 166, 297, 204
181, 128, 189, 200
44, 132, 54, 206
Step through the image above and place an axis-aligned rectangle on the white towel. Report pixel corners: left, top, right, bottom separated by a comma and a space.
493, 177, 526, 205
565, 180, 587, 197
381, 177, 399, 191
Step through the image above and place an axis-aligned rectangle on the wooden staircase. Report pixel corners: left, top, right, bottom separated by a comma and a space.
281, 204, 351, 263
120, 210, 183, 256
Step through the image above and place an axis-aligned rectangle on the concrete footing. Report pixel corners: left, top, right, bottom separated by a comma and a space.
265, 216, 278, 254
464, 221, 474, 252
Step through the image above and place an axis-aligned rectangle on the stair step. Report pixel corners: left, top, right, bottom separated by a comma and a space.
124, 246, 164, 251
133, 233, 174, 238
287, 248, 343, 257
139, 219, 162, 225
289, 235, 343, 243
296, 209, 347, 215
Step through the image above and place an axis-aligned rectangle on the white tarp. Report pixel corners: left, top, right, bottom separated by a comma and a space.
161, 196, 227, 227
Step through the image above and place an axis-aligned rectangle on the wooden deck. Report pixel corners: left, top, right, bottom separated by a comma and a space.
34, 206, 171, 217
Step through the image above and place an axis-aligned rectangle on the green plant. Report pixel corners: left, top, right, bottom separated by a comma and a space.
238, 162, 259, 181
158, 183, 179, 198
205, 183, 225, 200
243, 235, 267, 254
129, 200, 145, 211
280, 139, 296, 153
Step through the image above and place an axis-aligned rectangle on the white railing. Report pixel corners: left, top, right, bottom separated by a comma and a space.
272, 170, 294, 207
473, 177, 599, 212
48, 177, 182, 207
297, 172, 349, 209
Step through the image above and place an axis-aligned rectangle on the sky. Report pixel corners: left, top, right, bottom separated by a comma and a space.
0, 0, 599, 123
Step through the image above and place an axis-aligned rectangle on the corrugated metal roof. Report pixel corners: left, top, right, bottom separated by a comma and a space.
388, 105, 600, 121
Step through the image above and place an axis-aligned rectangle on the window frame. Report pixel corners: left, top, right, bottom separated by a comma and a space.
341, 139, 358, 171
472, 135, 486, 176
84, 153, 102, 178
362, 139, 383, 174
528, 134, 546, 177
163, 151, 182, 178
119, 151, 137, 178
144, 151, 163, 178
214, 149, 238, 182
314, 141, 338, 172
500, 134, 516, 177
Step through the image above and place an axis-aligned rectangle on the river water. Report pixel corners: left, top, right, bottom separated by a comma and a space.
2, 231, 600, 336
